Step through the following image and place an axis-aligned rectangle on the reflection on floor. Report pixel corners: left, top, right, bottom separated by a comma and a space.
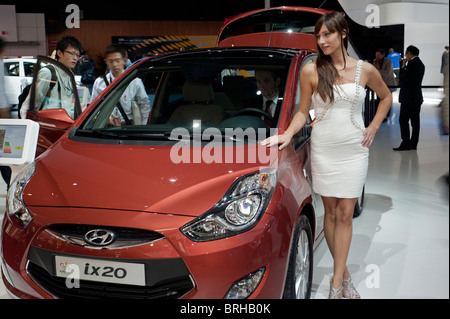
0, 90, 448, 299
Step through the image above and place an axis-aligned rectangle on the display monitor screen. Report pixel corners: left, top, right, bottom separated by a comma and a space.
0, 124, 27, 159
0, 119, 39, 165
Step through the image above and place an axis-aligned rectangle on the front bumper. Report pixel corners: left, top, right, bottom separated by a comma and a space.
1, 205, 292, 299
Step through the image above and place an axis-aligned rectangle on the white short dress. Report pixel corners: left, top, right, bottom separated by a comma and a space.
311, 60, 368, 198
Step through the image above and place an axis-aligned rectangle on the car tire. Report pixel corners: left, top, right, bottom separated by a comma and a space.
353, 185, 365, 218
283, 214, 314, 299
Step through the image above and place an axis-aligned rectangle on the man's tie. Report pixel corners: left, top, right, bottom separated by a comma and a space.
265, 100, 273, 114
264, 100, 273, 126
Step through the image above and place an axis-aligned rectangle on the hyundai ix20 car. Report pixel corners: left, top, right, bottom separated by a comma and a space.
1, 46, 326, 299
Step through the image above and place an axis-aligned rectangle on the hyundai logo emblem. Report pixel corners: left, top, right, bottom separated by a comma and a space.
84, 229, 116, 246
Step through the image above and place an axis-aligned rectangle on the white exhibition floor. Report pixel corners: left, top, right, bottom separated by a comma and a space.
0, 90, 448, 299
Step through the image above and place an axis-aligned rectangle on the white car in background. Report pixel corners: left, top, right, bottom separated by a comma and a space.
3, 57, 36, 106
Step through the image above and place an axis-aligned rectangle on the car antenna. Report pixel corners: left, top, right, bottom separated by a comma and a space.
318, 0, 328, 8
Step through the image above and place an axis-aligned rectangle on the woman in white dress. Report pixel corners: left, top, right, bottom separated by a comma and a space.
262, 12, 392, 298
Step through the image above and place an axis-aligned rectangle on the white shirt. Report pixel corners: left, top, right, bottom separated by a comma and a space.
90, 72, 151, 125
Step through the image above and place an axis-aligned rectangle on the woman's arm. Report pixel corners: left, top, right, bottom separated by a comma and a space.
361, 62, 393, 148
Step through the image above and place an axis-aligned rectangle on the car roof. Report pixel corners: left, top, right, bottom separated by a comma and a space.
217, 6, 331, 51
4, 57, 37, 62
223, 6, 331, 24
140, 46, 309, 63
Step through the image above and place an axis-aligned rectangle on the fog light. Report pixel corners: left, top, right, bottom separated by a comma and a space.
224, 268, 265, 299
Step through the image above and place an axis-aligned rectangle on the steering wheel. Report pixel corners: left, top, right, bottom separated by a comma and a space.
232, 107, 274, 125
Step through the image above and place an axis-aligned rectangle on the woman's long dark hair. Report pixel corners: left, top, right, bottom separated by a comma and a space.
314, 12, 349, 103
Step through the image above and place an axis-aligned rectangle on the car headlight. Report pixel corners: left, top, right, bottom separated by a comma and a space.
180, 169, 276, 242
6, 161, 36, 229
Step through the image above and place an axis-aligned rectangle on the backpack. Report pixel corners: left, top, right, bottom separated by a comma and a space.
81, 62, 96, 84
17, 84, 31, 119
17, 64, 59, 118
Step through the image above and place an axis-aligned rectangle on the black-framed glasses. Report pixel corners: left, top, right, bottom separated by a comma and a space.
64, 50, 82, 59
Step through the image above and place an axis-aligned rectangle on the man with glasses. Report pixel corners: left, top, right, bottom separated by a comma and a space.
90, 44, 150, 125
20, 36, 84, 119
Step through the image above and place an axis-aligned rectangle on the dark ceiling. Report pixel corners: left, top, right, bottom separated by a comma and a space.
6, 0, 341, 21
4, 0, 405, 60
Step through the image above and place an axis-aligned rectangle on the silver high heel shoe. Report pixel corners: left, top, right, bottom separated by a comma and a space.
342, 276, 360, 299
328, 279, 343, 299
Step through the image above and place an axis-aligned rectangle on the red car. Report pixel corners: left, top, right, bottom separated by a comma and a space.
2, 7, 364, 299
1, 46, 324, 299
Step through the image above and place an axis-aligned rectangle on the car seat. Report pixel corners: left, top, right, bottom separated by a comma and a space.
168, 80, 224, 126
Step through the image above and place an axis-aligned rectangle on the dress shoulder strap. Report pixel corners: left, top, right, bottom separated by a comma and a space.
355, 60, 363, 87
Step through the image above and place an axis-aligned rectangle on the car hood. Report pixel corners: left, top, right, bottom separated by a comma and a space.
25, 138, 278, 217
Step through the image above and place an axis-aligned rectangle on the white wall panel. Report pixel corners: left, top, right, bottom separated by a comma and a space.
0, 5, 18, 42
339, 1, 449, 85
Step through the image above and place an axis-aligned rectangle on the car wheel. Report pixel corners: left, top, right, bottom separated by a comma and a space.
283, 214, 313, 299
353, 185, 365, 218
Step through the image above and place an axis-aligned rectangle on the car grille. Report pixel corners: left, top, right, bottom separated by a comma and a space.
46, 224, 164, 249
27, 262, 194, 299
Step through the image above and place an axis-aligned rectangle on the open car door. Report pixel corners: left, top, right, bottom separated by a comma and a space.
26, 56, 84, 156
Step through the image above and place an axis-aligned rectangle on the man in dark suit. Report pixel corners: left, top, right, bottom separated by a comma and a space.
394, 45, 425, 151
255, 70, 281, 117
242, 70, 281, 127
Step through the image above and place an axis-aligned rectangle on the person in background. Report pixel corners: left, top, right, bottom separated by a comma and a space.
440, 52, 449, 135
77, 54, 96, 94
374, 49, 396, 122
242, 69, 281, 127
20, 36, 84, 119
0, 37, 12, 190
441, 55, 449, 185
394, 45, 425, 151
441, 45, 449, 75
90, 44, 150, 125
439, 45, 449, 136
255, 70, 281, 119
387, 47, 401, 82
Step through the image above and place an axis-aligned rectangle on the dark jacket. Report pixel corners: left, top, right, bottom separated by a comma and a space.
399, 57, 425, 105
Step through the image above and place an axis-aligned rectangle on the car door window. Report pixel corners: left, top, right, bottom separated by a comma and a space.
24, 62, 35, 77
4, 62, 20, 76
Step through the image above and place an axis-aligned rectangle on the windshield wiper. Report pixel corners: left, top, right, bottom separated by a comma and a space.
76, 129, 265, 143
77, 129, 177, 141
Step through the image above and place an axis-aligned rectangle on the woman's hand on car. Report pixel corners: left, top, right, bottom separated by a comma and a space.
261, 133, 293, 150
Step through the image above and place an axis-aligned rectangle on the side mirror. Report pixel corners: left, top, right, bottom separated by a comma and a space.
34, 108, 74, 128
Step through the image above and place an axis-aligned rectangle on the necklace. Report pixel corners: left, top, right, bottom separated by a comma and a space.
314, 60, 365, 132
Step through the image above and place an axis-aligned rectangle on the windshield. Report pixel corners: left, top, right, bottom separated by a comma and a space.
75, 52, 292, 144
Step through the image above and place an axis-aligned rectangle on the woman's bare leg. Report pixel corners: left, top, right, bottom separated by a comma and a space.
322, 197, 358, 289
